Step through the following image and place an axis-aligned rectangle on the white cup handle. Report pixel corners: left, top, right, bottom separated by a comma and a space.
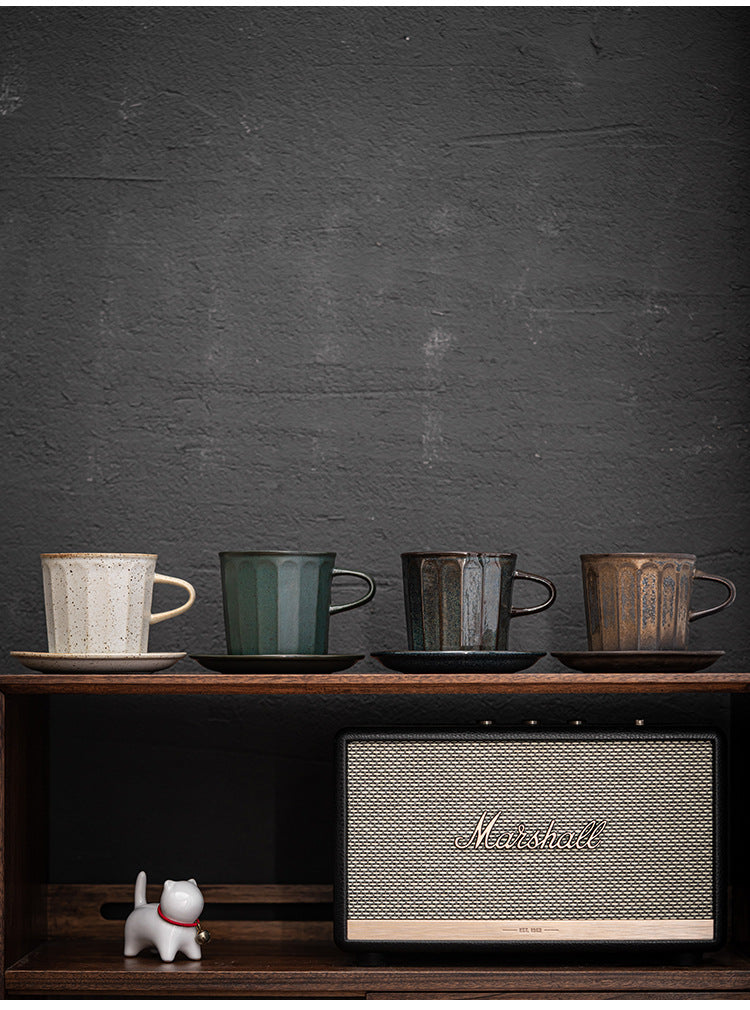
150, 573, 196, 625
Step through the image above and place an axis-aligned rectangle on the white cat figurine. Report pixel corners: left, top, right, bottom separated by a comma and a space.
123, 870, 206, 962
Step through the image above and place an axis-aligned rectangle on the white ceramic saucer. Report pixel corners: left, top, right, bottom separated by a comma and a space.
10, 652, 186, 673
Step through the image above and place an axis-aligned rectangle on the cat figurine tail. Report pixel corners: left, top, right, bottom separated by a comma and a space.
133, 868, 148, 910
123, 870, 206, 962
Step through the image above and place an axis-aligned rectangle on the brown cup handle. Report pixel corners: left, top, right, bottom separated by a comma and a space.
689, 571, 736, 622
510, 571, 557, 618
330, 569, 377, 615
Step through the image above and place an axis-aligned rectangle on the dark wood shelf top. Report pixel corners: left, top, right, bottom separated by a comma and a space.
6, 940, 750, 997
0, 665, 749, 695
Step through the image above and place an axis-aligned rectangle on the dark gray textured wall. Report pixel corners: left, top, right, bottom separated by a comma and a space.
1, 8, 748, 883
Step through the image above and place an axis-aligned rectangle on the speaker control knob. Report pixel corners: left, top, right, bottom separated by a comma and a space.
478, 720, 493, 726
569, 719, 584, 727
635, 718, 646, 727
523, 719, 539, 727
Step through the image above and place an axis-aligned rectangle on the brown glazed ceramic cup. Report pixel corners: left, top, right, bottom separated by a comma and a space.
580, 553, 736, 651
401, 551, 556, 651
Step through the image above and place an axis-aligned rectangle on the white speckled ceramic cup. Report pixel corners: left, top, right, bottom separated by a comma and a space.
40, 553, 196, 655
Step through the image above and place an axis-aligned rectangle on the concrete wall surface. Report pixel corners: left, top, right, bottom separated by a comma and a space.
1, 8, 747, 882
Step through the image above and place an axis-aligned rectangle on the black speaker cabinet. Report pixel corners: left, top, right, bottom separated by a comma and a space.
335, 726, 724, 952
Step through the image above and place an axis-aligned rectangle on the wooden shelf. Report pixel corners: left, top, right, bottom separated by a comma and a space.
1, 666, 749, 695
3, 672, 749, 998
6, 940, 750, 998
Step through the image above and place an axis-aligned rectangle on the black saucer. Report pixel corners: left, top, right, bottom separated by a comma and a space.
371, 651, 546, 674
551, 651, 724, 673
190, 654, 364, 674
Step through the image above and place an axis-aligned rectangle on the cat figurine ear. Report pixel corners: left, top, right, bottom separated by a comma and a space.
164, 880, 174, 889
188, 878, 196, 885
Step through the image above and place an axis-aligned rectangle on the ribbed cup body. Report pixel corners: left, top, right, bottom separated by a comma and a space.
41, 553, 156, 654
402, 552, 516, 651
220, 552, 335, 655
581, 554, 696, 650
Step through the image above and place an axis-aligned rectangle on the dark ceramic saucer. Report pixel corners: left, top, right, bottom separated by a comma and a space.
551, 651, 724, 673
190, 654, 364, 674
371, 651, 546, 674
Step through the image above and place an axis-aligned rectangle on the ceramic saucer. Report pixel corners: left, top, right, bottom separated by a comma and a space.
371, 651, 546, 674
551, 651, 724, 673
10, 652, 186, 673
190, 654, 364, 674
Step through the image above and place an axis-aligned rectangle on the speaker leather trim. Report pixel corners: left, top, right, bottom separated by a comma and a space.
346, 917, 716, 942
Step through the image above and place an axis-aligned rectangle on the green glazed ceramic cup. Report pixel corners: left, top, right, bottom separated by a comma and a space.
220, 551, 376, 655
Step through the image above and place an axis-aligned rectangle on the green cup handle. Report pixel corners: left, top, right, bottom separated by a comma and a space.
330, 569, 376, 615
689, 571, 736, 622
510, 570, 557, 618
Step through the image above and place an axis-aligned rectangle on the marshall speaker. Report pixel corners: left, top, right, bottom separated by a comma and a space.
335, 726, 724, 952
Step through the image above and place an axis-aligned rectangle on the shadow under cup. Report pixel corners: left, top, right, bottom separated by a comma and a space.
220, 551, 376, 655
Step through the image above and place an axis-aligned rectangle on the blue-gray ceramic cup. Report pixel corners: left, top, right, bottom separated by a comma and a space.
402, 551, 556, 651
220, 551, 376, 655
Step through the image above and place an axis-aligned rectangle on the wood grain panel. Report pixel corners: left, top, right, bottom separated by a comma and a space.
0, 695, 48, 974
5, 940, 750, 997
0, 670, 748, 696
47, 882, 333, 941
366, 991, 750, 1000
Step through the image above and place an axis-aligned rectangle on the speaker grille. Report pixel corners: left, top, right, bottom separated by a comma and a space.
345, 737, 715, 922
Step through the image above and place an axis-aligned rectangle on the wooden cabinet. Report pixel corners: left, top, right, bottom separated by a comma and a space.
2, 667, 750, 998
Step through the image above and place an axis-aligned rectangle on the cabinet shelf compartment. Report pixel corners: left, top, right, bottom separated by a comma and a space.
6, 940, 750, 999
2, 669, 750, 998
